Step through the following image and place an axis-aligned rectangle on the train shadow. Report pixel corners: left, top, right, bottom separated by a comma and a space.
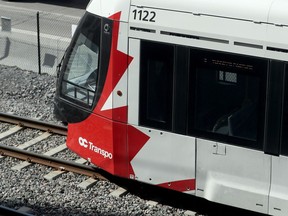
0, 201, 126, 216
102, 170, 268, 216
0, 165, 269, 216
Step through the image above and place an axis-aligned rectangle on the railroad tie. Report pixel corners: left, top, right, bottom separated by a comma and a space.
184, 210, 197, 216
0, 126, 24, 159
17, 132, 51, 150
44, 158, 87, 181
0, 125, 23, 141
78, 177, 98, 189
11, 143, 67, 171
146, 200, 158, 207
110, 187, 128, 197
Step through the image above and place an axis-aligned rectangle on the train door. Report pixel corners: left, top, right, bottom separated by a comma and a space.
191, 50, 271, 214
270, 155, 288, 216
269, 63, 288, 216
127, 38, 196, 193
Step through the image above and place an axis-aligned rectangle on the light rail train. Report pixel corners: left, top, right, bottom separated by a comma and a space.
54, 0, 288, 215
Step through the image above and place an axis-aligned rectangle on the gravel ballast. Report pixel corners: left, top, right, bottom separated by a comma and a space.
0, 65, 57, 123
0, 65, 190, 216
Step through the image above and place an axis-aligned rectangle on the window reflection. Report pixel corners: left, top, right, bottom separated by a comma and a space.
61, 14, 101, 107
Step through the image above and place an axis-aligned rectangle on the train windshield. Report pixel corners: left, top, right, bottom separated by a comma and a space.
60, 13, 102, 107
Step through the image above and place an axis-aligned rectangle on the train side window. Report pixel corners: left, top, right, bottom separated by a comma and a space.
139, 41, 174, 131
189, 50, 267, 149
218, 71, 237, 84
281, 64, 288, 156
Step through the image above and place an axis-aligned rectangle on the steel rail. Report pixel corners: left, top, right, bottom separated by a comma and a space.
0, 112, 67, 136
0, 205, 33, 216
0, 144, 107, 180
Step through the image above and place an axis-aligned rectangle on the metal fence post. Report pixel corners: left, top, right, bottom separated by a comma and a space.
37, 11, 41, 75
1, 17, 11, 32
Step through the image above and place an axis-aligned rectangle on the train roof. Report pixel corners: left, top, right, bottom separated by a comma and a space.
86, 0, 288, 61
87, 0, 288, 26
132, 0, 288, 25
133, 0, 271, 22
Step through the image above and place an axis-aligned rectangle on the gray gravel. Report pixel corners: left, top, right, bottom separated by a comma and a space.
0, 65, 58, 123
0, 122, 11, 133
0, 65, 189, 215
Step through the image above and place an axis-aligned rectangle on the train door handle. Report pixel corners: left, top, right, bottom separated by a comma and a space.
213, 143, 226, 156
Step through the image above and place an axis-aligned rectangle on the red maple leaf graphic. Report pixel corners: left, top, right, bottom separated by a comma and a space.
95, 12, 133, 123
128, 125, 150, 177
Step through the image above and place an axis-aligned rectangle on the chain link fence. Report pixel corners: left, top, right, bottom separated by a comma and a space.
0, 11, 81, 75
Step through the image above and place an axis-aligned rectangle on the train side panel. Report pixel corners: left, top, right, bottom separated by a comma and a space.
196, 139, 271, 214
128, 126, 196, 194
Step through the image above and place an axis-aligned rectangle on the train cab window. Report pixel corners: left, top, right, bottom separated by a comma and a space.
139, 41, 174, 130
61, 13, 101, 107
189, 50, 267, 149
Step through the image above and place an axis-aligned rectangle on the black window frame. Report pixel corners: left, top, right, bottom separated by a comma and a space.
138, 40, 287, 153
188, 49, 268, 150
139, 41, 174, 131
264, 61, 285, 156
139, 41, 190, 133
281, 64, 288, 156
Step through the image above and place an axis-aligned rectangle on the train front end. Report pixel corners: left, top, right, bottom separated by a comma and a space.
54, 1, 132, 177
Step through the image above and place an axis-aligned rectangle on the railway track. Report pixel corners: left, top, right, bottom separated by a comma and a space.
0, 112, 106, 187
0, 205, 34, 216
